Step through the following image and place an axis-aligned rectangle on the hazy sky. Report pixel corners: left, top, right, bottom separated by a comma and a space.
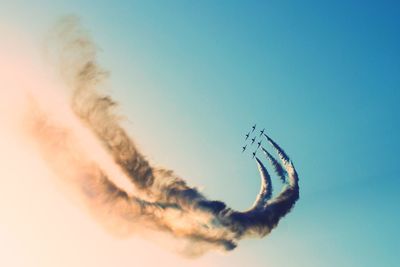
0, 1, 399, 267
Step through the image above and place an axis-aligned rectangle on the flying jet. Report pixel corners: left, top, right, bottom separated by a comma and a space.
257, 141, 262, 149
245, 132, 250, 140
242, 145, 247, 152
259, 128, 265, 136
251, 124, 256, 132
252, 151, 256, 159
251, 137, 256, 145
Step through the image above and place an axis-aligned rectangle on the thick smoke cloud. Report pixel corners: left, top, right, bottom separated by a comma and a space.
14, 16, 300, 257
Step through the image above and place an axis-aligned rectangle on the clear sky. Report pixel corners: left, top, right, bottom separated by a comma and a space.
1, 1, 399, 267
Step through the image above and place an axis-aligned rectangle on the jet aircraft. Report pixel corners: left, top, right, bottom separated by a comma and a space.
257, 141, 262, 149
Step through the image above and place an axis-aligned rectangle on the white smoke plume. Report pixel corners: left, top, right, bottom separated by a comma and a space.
1, 16, 300, 257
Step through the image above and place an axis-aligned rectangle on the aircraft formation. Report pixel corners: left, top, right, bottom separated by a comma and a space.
242, 124, 265, 158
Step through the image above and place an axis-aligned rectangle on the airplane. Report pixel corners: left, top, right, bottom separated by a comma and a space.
259, 128, 265, 136
251, 137, 256, 145
257, 141, 262, 149
242, 145, 247, 152
252, 151, 256, 159
251, 124, 256, 132
245, 132, 250, 140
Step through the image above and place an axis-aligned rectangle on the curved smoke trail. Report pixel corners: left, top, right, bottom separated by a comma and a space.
23, 16, 300, 256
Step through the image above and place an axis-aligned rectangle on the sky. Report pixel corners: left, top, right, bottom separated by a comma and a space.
0, 1, 399, 266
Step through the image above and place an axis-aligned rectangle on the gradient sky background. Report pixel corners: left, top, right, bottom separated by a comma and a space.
1, 1, 399, 267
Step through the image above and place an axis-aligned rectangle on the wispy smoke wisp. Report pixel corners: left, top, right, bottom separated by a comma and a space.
10, 16, 300, 257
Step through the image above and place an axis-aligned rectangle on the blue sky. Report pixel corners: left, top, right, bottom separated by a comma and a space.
1, 1, 399, 266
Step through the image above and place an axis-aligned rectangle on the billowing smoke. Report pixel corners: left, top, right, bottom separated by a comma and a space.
3, 16, 300, 257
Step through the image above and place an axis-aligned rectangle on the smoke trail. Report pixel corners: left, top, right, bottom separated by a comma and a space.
12, 16, 300, 257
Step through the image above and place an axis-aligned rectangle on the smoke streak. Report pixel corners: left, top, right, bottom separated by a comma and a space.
3, 16, 300, 257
